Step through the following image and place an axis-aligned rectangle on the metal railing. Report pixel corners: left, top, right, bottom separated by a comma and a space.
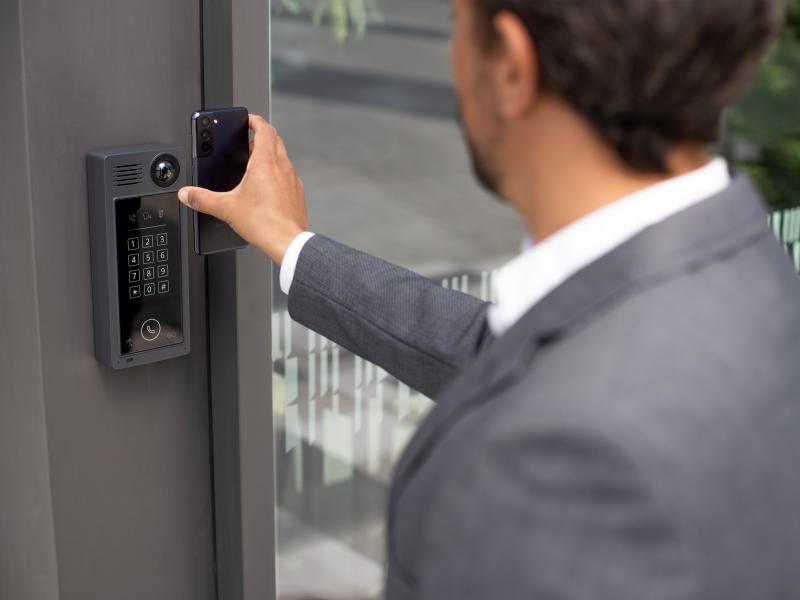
769, 208, 800, 272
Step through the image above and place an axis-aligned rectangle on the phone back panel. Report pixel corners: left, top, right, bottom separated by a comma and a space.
191, 107, 249, 254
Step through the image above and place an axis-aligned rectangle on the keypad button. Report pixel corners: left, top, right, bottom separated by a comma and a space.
157, 264, 168, 278
143, 266, 155, 280
127, 237, 139, 251
144, 283, 156, 296
142, 235, 154, 248
142, 250, 154, 264
157, 249, 168, 262
156, 232, 168, 246
158, 280, 170, 294
129, 269, 141, 283
129, 285, 141, 299
128, 254, 140, 267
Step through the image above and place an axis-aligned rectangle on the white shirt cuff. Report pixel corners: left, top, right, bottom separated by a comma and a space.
279, 231, 316, 295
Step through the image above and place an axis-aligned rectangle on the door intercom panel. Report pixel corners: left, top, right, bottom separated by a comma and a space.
87, 144, 191, 369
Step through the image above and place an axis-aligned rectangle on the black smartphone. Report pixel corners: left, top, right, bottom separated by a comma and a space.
191, 106, 249, 255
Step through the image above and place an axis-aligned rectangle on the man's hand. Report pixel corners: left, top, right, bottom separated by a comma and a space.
178, 114, 309, 265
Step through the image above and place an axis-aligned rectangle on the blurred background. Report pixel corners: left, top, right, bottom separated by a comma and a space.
268, 0, 800, 597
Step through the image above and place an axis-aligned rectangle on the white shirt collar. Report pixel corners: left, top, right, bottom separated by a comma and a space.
487, 158, 732, 337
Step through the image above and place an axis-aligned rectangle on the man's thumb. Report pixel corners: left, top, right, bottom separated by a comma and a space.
178, 186, 221, 216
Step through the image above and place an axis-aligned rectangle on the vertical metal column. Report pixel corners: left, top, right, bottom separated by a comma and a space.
201, 1, 276, 599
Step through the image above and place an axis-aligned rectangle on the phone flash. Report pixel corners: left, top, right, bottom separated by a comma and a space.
213, 119, 219, 123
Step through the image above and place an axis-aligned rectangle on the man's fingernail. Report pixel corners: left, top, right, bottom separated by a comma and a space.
178, 189, 189, 205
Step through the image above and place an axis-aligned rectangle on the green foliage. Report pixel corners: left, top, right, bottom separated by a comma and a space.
278, 0, 381, 42
741, 137, 800, 211
729, 0, 800, 210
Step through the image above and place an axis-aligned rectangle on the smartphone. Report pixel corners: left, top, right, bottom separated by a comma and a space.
191, 106, 249, 255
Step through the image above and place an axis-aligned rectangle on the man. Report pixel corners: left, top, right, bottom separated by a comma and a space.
180, 0, 800, 597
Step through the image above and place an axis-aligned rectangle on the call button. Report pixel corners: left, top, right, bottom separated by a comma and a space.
140, 318, 161, 342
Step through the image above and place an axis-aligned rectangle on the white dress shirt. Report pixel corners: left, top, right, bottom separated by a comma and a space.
488, 158, 731, 336
280, 158, 731, 338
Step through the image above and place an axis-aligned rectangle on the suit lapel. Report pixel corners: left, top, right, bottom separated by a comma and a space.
391, 174, 769, 497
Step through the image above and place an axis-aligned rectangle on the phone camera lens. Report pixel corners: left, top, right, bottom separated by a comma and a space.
200, 141, 212, 154
200, 116, 212, 128
150, 153, 181, 188
200, 129, 212, 141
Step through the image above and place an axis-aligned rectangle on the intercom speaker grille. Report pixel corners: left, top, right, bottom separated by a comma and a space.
112, 163, 144, 187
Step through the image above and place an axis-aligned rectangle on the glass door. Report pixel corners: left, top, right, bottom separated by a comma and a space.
269, 0, 523, 597
268, 1, 800, 597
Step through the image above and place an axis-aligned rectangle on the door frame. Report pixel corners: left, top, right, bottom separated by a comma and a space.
202, 0, 276, 598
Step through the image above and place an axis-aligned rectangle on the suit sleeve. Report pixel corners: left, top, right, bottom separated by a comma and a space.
417, 429, 693, 599
287, 234, 493, 398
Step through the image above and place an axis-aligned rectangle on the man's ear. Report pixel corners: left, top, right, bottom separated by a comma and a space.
491, 12, 539, 120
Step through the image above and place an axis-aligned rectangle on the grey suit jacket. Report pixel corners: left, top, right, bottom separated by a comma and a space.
288, 175, 800, 599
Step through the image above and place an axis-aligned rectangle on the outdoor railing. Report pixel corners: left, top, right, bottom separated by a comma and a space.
769, 208, 800, 272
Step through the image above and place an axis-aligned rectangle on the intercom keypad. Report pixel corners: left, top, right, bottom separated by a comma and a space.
115, 192, 183, 355
88, 143, 189, 369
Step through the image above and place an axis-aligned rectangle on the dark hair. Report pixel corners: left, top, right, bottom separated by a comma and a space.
473, 0, 786, 172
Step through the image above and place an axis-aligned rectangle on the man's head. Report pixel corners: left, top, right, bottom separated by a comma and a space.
452, 0, 785, 199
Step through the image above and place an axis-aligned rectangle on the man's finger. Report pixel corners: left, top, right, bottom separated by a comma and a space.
275, 133, 289, 162
248, 114, 278, 162
178, 186, 226, 218
248, 113, 269, 132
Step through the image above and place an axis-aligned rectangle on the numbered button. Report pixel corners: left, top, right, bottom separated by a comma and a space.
156, 232, 168, 246
127, 237, 139, 251
157, 249, 168, 262
129, 269, 141, 283
158, 280, 169, 294
144, 282, 156, 296
142, 250, 154, 265
129, 285, 141, 299
157, 264, 168, 278
143, 266, 155, 280
142, 235, 154, 248
128, 254, 140, 267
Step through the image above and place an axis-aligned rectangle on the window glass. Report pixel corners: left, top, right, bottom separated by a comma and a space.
270, 1, 522, 597
270, 1, 800, 597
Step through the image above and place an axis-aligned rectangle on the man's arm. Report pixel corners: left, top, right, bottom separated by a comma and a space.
176, 116, 491, 395
288, 234, 492, 398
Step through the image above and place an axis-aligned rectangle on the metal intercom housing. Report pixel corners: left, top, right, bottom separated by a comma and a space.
87, 144, 191, 369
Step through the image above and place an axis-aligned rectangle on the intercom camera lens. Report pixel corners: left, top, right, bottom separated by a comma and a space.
200, 129, 212, 141
150, 154, 181, 188
200, 116, 212, 128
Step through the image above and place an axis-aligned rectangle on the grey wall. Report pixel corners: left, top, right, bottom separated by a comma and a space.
1, 1, 216, 599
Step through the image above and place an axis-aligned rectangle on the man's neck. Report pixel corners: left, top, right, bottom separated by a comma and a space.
499, 108, 712, 242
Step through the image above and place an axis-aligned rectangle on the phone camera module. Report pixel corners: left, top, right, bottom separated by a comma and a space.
200, 141, 213, 155
150, 153, 181, 188
200, 129, 212, 141
200, 116, 212, 128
